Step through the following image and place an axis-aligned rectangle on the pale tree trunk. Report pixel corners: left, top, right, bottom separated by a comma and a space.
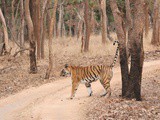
61, 2, 66, 38
159, 7, 160, 44
11, 0, 17, 40
125, 0, 132, 59
36, 0, 41, 59
46, 0, 51, 37
25, 0, 37, 74
90, 9, 95, 34
0, 8, 10, 54
33, 0, 41, 59
57, 0, 63, 38
77, 20, 83, 41
76, 6, 84, 41
144, 2, 150, 37
110, 0, 129, 97
151, 0, 160, 45
45, 0, 58, 79
69, 19, 72, 38
20, 0, 25, 55
54, 21, 57, 38
62, 22, 66, 37
41, 16, 46, 59
30, 0, 41, 59
84, 0, 90, 52
1, 0, 8, 25
101, 0, 107, 44
41, 0, 48, 59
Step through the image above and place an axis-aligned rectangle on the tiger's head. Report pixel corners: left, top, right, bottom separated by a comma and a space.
60, 64, 71, 77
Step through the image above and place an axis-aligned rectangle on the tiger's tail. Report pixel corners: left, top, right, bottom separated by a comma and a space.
110, 40, 119, 68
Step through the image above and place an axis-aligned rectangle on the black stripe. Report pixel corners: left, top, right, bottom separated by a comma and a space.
90, 66, 97, 78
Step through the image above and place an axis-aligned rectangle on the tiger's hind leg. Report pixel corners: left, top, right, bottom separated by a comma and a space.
99, 78, 111, 97
85, 83, 93, 96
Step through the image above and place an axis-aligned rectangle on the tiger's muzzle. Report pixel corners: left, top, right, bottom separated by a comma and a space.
60, 69, 71, 77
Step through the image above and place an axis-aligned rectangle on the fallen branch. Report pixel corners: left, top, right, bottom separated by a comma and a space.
155, 50, 160, 52
13, 48, 32, 57
0, 65, 12, 74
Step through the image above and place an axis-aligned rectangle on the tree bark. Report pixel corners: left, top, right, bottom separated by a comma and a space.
128, 0, 145, 101
90, 9, 95, 34
125, 0, 133, 60
110, 0, 129, 97
144, 2, 150, 37
41, 0, 48, 59
30, 0, 41, 59
20, 0, 25, 55
11, 0, 17, 40
110, 0, 145, 101
45, 0, 58, 79
1, 0, 8, 25
0, 8, 10, 53
57, 0, 63, 38
84, 0, 90, 52
25, 0, 37, 74
151, 0, 160, 45
101, 0, 107, 44
76, 5, 84, 41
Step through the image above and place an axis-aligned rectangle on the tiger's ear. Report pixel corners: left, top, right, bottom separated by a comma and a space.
65, 64, 69, 68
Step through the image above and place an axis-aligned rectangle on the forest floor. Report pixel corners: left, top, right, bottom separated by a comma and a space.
0, 35, 160, 119
0, 54, 160, 120
87, 60, 160, 120
0, 47, 160, 99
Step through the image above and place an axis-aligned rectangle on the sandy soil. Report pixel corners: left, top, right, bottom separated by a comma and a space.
0, 59, 160, 120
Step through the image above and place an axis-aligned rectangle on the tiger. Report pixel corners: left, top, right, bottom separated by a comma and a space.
60, 41, 119, 99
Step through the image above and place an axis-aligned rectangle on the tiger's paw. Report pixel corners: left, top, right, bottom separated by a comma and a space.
87, 87, 93, 97
69, 97, 73, 100
89, 91, 93, 97
100, 91, 107, 97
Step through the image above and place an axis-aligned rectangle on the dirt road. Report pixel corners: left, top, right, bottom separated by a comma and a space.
0, 60, 160, 120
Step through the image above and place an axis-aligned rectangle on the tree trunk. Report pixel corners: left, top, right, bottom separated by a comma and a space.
46, 0, 51, 37
25, 0, 37, 74
40, 0, 48, 59
101, 0, 107, 44
36, 0, 41, 59
84, 0, 90, 52
125, 0, 133, 61
144, 2, 150, 37
151, 0, 160, 45
0, 8, 10, 54
110, 0, 129, 97
57, 0, 63, 38
69, 19, 72, 37
45, 0, 58, 79
1, 0, 8, 25
111, 0, 145, 101
30, 0, 41, 59
76, 6, 84, 41
20, 0, 25, 55
159, 7, 160, 44
11, 0, 17, 41
41, 18, 46, 59
128, 0, 145, 101
90, 9, 95, 34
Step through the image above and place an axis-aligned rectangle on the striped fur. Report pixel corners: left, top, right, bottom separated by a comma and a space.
111, 41, 119, 67
60, 41, 119, 99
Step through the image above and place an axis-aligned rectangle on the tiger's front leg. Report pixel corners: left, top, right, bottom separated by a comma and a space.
85, 83, 93, 96
70, 81, 79, 99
